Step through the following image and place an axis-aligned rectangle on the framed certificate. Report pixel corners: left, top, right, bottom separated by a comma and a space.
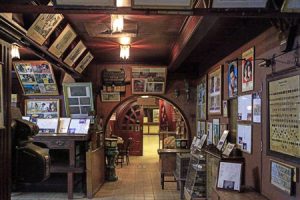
64, 40, 87, 67
27, 14, 64, 45
48, 24, 77, 58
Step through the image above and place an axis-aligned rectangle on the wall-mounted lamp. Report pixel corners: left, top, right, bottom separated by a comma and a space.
111, 15, 124, 33
11, 43, 20, 59
120, 44, 130, 60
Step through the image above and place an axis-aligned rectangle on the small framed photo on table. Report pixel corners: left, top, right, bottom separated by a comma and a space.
217, 160, 243, 191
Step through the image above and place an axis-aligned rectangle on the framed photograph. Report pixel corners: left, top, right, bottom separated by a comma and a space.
48, 24, 77, 58
222, 143, 235, 157
190, 136, 198, 150
0, 63, 4, 128
27, 14, 64, 45
131, 67, 167, 94
197, 75, 207, 120
238, 94, 252, 121
13, 61, 59, 96
237, 124, 252, 154
101, 91, 121, 102
253, 92, 261, 123
64, 40, 87, 67
37, 118, 59, 134
207, 122, 213, 145
223, 100, 228, 118
212, 118, 220, 145
208, 65, 222, 115
75, 52, 94, 73
25, 99, 60, 122
132, 0, 194, 9
217, 161, 243, 191
63, 82, 94, 118
195, 134, 207, 150
270, 160, 296, 195
217, 130, 229, 151
228, 61, 238, 98
58, 118, 71, 134
213, 0, 268, 8
242, 47, 255, 92
281, 0, 300, 13
267, 71, 300, 162
54, 0, 116, 8
68, 118, 91, 134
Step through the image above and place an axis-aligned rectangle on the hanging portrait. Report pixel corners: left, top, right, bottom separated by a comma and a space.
228, 61, 238, 98
242, 47, 255, 92
197, 75, 207, 120
208, 65, 222, 115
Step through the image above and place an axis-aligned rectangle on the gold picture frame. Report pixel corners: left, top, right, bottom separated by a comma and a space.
75, 52, 94, 73
27, 14, 64, 45
13, 60, 59, 96
48, 24, 77, 58
64, 40, 87, 67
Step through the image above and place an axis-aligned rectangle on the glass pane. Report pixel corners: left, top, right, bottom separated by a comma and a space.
69, 106, 80, 114
68, 98, 79, 105
70, 86, 87, 96
81, 106, 91, 114
80, 97, 90, 105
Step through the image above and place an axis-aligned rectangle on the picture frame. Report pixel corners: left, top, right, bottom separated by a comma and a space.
228, 60, 238, 98
37, 118, 59, 134
237, 124, 252, 154
213, 0, 268, 8
54, 0, 116, 8
13, 61, 59, 96
63, 82, 94, 118
27, 14, 64, 45
217, 130, 229, 151
281, 0, 300, 13
75, 51, 94, 73
267, 70, 300, 162
68, 118, 91, 134
101, 91, 121, 102
242, 47, 255, 92
208, 65, 222, 115
48, 24, 77, 58
0, 63, 4, 128
197, 75, 207, 120
207, 122, 213, 145
252, 92, 261, 123
196, 134, 207, 151
270, 160, 296, 195
132, 0, 194, 10
222, 143, 235, 157
58, 118, 71, 134
223, 100, 228, 118
217, 160, 243, 191
64, 40, 87, 67
212, 118, 220, 145
25, 99, 60, 122
131, 67, 167, 94
238, 94, 252, 121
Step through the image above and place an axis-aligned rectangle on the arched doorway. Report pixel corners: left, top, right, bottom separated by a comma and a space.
105, 95, 190, 156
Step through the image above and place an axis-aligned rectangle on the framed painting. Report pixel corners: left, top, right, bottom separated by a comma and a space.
267, 69, 300, 163
228, 61, 238, 98
13, 61, 59, 96
64, 40, 87, 67
132, 0, 194, 9
63, 82, 94, 118
208, 65, 222, 115
0, 63, 3, 128
75, 52, 94, 73
48, 24, 77, 58
131, 67, 167, 94
237, 124, 252, 154
242, 47, 255, 92
27, 14, 64, 45
25, 99, 60, 122
197, 75, 207, 120
101, 91, 121, 102
270, 160, 296, 195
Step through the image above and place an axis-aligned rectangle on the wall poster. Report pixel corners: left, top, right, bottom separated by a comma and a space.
242, 47, 255, 92
238, 94, 252, 121
13, 61, 59, 95
197, 75, 207, 120
208, 65, 222, 115
27, 14, 64, 45
237, 124, 252, 154
253, 92, 261, 123
212, 118, 220, 145
217, 161, 242, 191
268, 73, 300, 160
228, 61, 238, 98
0, 63, 3, 128
25, 99, 60, 122
131, 67, 166, 94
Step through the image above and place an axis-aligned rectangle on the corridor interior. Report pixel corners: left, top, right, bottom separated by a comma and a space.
11, 135, 180, 200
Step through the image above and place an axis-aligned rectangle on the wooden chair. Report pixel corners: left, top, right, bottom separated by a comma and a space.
116, 137, 133, 167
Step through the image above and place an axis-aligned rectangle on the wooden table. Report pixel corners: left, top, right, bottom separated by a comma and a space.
157, 149, 190, 189
33, 133, 90, 199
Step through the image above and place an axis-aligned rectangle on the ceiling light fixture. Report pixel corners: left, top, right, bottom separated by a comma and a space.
111, 15, 124, 33
11, 43, 20, 59
120, 36, 131, 45
120, 44, 130, 60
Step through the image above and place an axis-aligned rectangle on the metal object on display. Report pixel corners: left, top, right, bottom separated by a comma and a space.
105, 138, 119, 181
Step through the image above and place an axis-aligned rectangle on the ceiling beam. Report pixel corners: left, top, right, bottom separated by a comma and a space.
1, 4, 300, 18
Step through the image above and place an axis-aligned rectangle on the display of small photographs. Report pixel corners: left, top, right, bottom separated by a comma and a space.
131, 67, 167, 94
242, 47, 255, 92
228, 61, 238, 98
25, 99, 60, 122
238, 94, 252, 121
208, 65, 222, 115
13, 61, 59, 95
101, 91, 121, 102
237, 124, 252, 154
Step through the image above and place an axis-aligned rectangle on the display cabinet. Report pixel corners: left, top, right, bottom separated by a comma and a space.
184, 151, 206, 200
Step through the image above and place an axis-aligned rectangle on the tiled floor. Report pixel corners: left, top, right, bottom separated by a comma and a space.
11, 135, 180, 200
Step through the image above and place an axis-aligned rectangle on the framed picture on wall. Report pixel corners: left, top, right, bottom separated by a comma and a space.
207, 122, 213, 145
26, 13, 64, 45
217, 160, 243, 191
208, 65, 222, 115
223, 100, 228, 118
197, 75, 207, 120
25, 99, 60, 122
212, 118, 220, 145
13, 61, 59, 96
64, 40, 87, 67
101, 91, 121, 102
238, 94, 252, 121
0, 63, 4, 128
48, 24, 77, 58
237, 124, 252, 154
242, 47, 255, 92
63, 82, 94, 118
75, 51, 94, 73
228, 61, 238, 98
